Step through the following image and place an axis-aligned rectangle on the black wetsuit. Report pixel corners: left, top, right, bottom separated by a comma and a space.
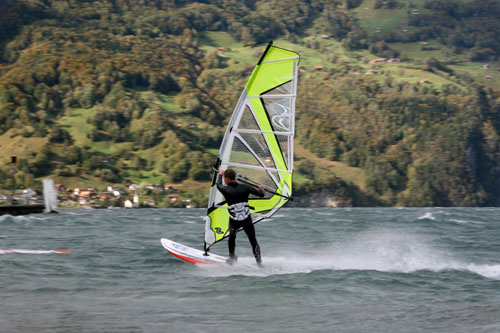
216, 174, 265, 263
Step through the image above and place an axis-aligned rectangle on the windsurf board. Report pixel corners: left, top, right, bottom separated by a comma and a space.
161, 238, 227, 265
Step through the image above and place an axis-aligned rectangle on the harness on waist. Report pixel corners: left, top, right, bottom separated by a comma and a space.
228, 202, 251, 221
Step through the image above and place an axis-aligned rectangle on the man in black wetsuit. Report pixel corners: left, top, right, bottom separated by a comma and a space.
217, 168, 265, 266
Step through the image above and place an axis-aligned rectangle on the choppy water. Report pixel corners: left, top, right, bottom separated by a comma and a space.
1, 208, 500, 332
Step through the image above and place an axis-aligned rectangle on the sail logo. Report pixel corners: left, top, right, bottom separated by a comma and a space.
215, 227, 224, 234
271, 102, 291, 131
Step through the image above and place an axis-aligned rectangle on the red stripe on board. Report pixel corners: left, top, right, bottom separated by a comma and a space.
166, 249, 218, 265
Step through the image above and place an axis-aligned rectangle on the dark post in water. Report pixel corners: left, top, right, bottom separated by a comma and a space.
11, 155, 16, 205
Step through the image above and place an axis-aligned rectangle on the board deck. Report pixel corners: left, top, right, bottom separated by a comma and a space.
161, 238, 227, 265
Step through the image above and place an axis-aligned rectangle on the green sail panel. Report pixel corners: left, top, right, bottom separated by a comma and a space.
204, 42, 299, 250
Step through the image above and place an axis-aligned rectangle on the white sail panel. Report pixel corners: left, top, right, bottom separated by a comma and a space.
43, 178, 58, 213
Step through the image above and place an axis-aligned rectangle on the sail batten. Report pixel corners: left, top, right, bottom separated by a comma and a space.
235, 129, 294, 135
262, 56, 300, 63
204, 42, 299, 251
248, 94, 296, 98
226, 162, 293, 174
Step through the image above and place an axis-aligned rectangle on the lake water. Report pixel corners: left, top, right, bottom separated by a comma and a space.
1, 208, 500, 332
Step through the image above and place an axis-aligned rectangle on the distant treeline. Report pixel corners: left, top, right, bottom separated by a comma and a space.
0, 0, 500, 206
349, 0, 500, 61
0, 0, 362, 196
297, 71, 500, 206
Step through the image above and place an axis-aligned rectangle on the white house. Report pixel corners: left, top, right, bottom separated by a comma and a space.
128, 184, 140, 191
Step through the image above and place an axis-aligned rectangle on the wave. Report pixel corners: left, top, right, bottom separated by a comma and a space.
418, 212, 436, 220
197, 254, 500, 281
197, 229, 500, 280
0, 213, 53, 223
0, 214, 30, 222
463, 263, 500, 279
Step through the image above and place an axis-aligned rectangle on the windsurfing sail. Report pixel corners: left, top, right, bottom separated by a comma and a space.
204, 41, 299, 252
43, 178, 58, 213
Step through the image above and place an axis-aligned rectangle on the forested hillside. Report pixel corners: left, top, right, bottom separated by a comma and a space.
1, 0, 499, 206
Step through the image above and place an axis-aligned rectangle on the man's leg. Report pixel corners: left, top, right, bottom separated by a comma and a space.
242, 218, 261, 265
227, 221, 238, 264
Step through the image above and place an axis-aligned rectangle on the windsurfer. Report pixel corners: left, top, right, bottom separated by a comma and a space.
217, 169, 265, 266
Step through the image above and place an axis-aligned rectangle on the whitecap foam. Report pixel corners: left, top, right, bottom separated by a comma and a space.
0, 215, 11, 222
196, 253, 500, 280
448, 218, 485, 226
465, 263, 500, 279
196, 227, 500, 280
321, 230, 451, 273
418, 212, 436, 220
316, 211, 337, 216
0, 214, 32, 222
197, 255, 327, 278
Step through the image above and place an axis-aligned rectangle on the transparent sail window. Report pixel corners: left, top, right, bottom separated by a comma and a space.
262, 97, 293, 132
238, 132, 276, 169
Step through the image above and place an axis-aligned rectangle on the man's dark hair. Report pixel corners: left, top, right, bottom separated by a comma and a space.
224, 169, 236, 181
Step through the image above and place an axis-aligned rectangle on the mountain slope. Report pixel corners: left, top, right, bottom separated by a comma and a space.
0, 0, 499, 206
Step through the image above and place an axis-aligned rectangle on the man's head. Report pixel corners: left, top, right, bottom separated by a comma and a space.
224, 169, 236, 183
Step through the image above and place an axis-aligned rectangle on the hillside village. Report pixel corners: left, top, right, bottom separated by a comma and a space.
0, 181, 196, 209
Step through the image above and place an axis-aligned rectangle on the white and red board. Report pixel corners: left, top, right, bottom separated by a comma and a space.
161, 238, 227, 265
